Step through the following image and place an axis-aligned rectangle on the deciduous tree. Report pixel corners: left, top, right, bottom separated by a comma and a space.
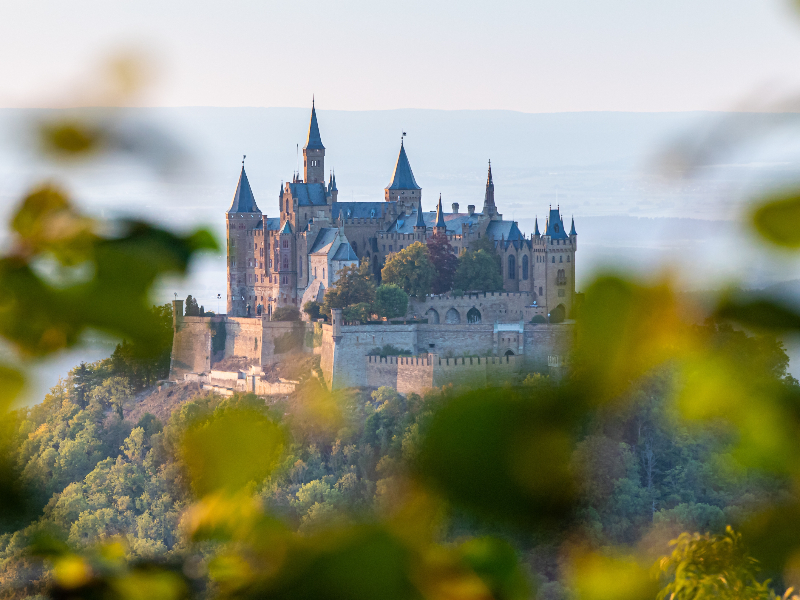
426, 233, 458, 294
381, 242, 435, 297
374, 284, 409, 319
453, 249, 503, 292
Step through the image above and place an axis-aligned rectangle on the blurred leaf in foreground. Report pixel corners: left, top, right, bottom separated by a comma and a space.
566, 550, 658, 600
716, 296, 800, 332
181, 407, 284, 496
574, 275, 690, 403
457, 537, 530, 600
416, 386, 581, 531
752, 191, 800, 248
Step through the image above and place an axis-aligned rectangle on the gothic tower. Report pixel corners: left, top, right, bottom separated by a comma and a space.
226, 165, 261, 317
276, 220, 297, 308
385, 138, 421, 214
304, 99, 325, 184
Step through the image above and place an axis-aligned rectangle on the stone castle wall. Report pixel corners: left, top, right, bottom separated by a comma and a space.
406, 291, 547, 324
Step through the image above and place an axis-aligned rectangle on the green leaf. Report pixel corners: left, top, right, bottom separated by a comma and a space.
458, 537, 531, 600
752, 191, 800, 248
715, 296, 800, 331
416, 387, 582, 531
181, 408, 284, 496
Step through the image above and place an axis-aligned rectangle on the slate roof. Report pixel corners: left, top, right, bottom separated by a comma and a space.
228, 166, 260, 213
265, 218, 280, 231
486, 220, 524, 242
332, 202, 388, 220
415, 201, 425, 227
545, 208, 569, 239
435, 195, 446, 229
332, 243, 358, 261
278, 220, 293, 234
386, 141, 421, 190
570, 217, 577, 235
309, 228, 340, 254
287, 182, 328, 206
304, 102, 325, 150
386, 209, 482, 235
534, 217, 540, 236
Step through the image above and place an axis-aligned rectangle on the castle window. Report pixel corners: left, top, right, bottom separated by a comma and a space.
299, 262, 302, 277
539, 286, 543, 295
269, 259, 272, 268
282, 240, 288, 248
522, 255, 529, 280
508, 255, 516, 279
389, 245, 393, 251
382, 245, 386, 251
555, 224, 559, 232
567, 256, 570, 262
323, 268, 325, 279
560, 256, 563, 263
552, 256, 555, 263
314, 267, 317, 278
558, 289, 565, 297
283, 258, 289, 269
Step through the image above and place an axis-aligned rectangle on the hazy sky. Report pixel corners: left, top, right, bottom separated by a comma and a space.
4, 0, 800, 112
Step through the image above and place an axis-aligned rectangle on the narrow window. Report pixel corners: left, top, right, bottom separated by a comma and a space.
522, 255, 529, 280
552, 256, 555, 263
567, 256, 571, 262
560, 256, 563, 263
508, 255, 516, 279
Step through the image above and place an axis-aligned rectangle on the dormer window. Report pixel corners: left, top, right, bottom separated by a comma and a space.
555, 224, 559, 232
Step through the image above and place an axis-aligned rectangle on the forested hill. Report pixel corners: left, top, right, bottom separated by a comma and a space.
0, 320, 793, 599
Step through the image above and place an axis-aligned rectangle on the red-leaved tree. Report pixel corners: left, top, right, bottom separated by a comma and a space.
426, 233, 458, 294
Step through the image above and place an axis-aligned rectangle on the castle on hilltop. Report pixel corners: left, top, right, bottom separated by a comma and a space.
227, 101, 577, 320
169, 102, 577, 394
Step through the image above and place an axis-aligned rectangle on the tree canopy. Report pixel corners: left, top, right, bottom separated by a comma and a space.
321, 260, 376, 316
453, 249, 504, 292
373, 284, 409, 319
426, 233, 458, 294
381, 242, 436, 297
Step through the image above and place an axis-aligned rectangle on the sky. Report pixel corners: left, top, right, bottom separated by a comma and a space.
3, 0, 800, 112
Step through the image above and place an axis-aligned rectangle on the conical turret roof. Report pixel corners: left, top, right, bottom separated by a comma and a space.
304, 99, 325, 150
435, 194, 446, 229
570, 217, 577, 235
228, 166, 260, 213
386, 140, 421, 190
534, 217, 540, 236
415, 201, 426, 228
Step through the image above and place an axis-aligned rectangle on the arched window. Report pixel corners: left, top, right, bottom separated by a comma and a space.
283, 257, 289, 269
522, 255, 529, 280
445, 308, 461, 324
552, 256, 555, 263
508, 255, 516, 279
426, 308, 440, 324
467, 307, 481, 324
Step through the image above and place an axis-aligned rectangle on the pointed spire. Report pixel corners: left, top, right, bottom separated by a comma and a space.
534, 217, 540, 236
435, 194, 446, 230
386, 140, 421, 190
304, 99, 325, 150
415, 200, 426, 229
331, 169, 337, 191
570, 217, 577, 236
228, 165, 260, 213
483, 160, 496, 213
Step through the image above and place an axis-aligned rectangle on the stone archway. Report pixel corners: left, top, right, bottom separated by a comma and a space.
504, 349, 515, 357
445, 308, 461, 324
467, 307, 481, 324
426, 308, 440, 324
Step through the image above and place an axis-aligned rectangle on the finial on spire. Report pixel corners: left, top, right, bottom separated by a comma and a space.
242, 154, 246, 165
312, 94, 315, 107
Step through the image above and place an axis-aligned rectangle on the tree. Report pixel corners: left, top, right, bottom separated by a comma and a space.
303, 301, 322, 321
184, 295, 201, 316
321, 261, 376, 316
272, 306, 301, 321
381, 242, 436, 297
549, 304, 566, 323
343, 302, 373, 323
374, 284, 409, 319
453, 249, 503, 292
426, 233, 458, 294
110, 303, 174, 390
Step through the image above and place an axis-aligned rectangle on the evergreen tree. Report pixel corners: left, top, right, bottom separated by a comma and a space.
184, 295, 201, 316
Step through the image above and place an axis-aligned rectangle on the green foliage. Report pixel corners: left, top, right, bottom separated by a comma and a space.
531, 315, 546, 323
751, 191, 800, 248
381, 242, 435, 297
367, 345, 412, 357
454, 249, 503, 292
426, 233, 458, 294
343, 302, 373, 323
110, 303, 173, 390
549, 304, 566, 323
321, 261, 376, 316
373, 284, 409, 319
210, 319, 227, 354
272, 306, 301, 322
657, 527, 774, 599
184, 295, 201, 316
303, 300, 322, 321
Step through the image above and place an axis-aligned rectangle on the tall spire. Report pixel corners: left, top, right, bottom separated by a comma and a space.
570, 216, 577, 236
534, 217, 540, 236
483, 160, 496, 215
435, 194, 446, 230
305, 99, 325, 150
227, 165, 260, 213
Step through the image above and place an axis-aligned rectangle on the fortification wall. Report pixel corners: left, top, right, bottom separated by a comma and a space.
326, 324, 417, 388
169, 317, 213, 378
407, 291, 535, 324
398, 355, 435, 395
523, 324, 573, 366
416, 324, 495, 356
224, 317, 263, 363
318, 325, 336, 388
433, 354, 521, 388
261, 320, 313, 365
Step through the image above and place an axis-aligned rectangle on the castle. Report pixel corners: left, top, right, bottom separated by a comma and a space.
226, 101, 577, 320
169, 102, 576, 394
